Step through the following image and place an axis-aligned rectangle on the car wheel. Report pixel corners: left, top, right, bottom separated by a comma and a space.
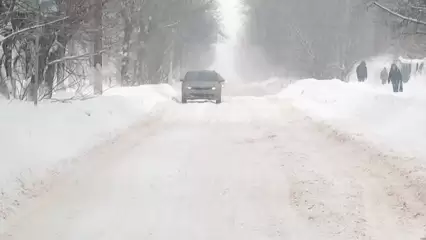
215, 98, 221, 104
182, 97, 187, 104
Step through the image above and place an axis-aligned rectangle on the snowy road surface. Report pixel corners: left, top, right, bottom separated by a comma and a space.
2, 97, 426, 240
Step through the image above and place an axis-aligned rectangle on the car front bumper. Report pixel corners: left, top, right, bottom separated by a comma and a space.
183, 89, 220, 100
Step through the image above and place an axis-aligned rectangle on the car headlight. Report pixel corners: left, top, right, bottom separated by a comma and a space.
187, 86, 192, 89
212, 87, 216, 90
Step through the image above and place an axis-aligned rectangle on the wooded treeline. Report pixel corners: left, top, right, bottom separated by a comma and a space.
239, 0, 426, 80
0, 0, 221, 100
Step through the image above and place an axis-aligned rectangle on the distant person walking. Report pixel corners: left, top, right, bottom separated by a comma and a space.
380, 67, 388, 85
356, 61, 367, 82
388, 63, 403, 93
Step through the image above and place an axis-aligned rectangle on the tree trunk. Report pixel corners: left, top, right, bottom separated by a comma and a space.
44, 63, 56, 99
32, 36, 53, 100
120, 8, 132, 86
131, 24, 141, 85
132, 54, 140, 85
25, 41, 32, 80
45, 45, 64, 99
56, 24, 66, 91
168, 49, 174, 85
93, 0, 103, 95
56, 48, 65, 90
133, 15, 146, 85
136, 57, 144, 85
2, 39, 13, 98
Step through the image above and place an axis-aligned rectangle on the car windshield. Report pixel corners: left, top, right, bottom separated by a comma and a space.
185, 71, 217, 82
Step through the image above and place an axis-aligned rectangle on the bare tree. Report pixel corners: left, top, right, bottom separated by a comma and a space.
103, 0, 220, 86
240, 0, 389, 80
370, 0, 426, 58
0, 0, 220, 101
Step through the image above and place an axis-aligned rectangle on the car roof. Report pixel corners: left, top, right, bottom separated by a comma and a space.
184, 70, 219, 81
185, 70, 217, 75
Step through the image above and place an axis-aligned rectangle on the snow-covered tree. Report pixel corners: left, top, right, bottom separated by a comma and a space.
104, 0, 221, 86
371, 0, 426, 58
0, 0, 221, 100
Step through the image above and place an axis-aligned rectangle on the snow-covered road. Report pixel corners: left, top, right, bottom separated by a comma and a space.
2, 97, 426, 239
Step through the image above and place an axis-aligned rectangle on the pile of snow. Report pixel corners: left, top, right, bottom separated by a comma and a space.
278, 79, 426, 158
0, 84, 176, 220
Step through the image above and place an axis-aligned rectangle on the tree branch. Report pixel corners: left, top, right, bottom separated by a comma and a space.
372, 1, 426, 25
409, 4, 426, 12
162, 21, 180, 28
0, 16, 69, 44
47, 50, 107, 65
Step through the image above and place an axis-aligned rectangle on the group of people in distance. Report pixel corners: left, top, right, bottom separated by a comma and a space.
356, 59, 424, 93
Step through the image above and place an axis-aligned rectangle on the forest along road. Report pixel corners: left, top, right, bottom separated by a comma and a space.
1, 96, 426, 240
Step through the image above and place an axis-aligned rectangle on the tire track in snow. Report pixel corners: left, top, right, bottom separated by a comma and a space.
2, 96, 426, 239
1, 113, 165, 234
279, 105, 426, 239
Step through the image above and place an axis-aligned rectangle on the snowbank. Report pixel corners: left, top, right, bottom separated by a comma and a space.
279, 79, 426, 158
0, 84, 176, 220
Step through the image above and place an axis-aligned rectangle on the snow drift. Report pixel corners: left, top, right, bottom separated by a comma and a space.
279, 78, 426, 158
0, 84, 176, 221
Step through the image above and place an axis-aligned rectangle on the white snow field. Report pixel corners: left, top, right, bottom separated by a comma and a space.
279, 78, 426, 158
1, 84, 426, 239
0, 84, 177, 223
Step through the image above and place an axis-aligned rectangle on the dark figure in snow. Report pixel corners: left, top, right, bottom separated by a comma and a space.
419, 62, 424, 74
400, 63, 411, 83
388, 63, 403, 93
356, 61, 367, 82
380, 67, 388, 85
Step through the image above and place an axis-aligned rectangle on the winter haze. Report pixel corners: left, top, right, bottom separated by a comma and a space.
1, 0, 426, 239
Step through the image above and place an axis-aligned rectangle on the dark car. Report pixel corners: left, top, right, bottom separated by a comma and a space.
180, 70, 225, 104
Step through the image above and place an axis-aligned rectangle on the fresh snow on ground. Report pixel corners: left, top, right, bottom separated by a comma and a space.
0, 84, 177, 221
2, 56, 426, 239
278, 77, 426, 158
2, 93, 426, 239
